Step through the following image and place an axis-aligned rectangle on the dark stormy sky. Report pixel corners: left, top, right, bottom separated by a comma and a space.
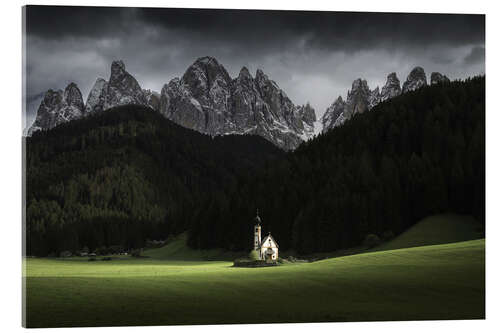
24, 6, 485, 130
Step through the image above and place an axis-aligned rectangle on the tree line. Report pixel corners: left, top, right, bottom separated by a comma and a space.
26, 105, 282, 256
26, 77, 485, 256
188, 76, 485, 253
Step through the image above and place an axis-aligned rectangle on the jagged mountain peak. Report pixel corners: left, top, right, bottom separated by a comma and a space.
387, 72, 398, 80
160, 57, 316, 150
28, 83, 85, 135
194, 56, 219, 66
410, 66, 425, 74
110, 60, 126, 78
143, 89, 161, 111
238, 66, 252, 79
185, 56, 231, 80
85, 78, 108, 114
298, 103, 317, 126
431, 72, 450, 85
255, 68, 265, 78
63, 82, 84, 110
105, 60, 147, 109
321, 95, 347, 133
402, 66, 427, 93
380, 72, 401, 102
235, 67, 255, 90
322, 66, 449, 133
182, 56, 232, 100
28, 57, 316, 149
65, 81, 78, 90
369, 87, 381, 109
109, 60, 137, 85
351, 78, 369, 91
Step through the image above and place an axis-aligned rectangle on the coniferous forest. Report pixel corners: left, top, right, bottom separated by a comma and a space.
25, 77, 485, 256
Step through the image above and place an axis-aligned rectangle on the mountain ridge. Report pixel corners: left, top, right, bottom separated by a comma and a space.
321, 66, 450, 133
28, 57, 316, 150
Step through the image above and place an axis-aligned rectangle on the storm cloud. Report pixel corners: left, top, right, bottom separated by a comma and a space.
24, 6, 485, 129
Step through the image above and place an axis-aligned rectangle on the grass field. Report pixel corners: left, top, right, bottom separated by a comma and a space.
24, 238, 485, 327
143, 233, 244, 260
372, 214, 483, 252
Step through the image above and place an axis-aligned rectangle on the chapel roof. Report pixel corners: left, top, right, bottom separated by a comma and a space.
261, 233, 279, 248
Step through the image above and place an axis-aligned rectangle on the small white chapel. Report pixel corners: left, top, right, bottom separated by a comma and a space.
253, 210, 279, 261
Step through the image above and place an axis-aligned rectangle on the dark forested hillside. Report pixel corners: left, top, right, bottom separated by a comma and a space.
25, 105, 283, 256
189, 77, 485, 254
25, 77, 485, 256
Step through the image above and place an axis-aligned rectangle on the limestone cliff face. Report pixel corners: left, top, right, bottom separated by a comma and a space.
85, 61, 149, 115
321, 96, 346, 133
402, 66, 427, 93
430, 72, 450, 85
28, 57, 316, 149
85, 78, 108, 114
104, 60, 148, 110
31, 60, 155, 134
322, 67, 448, 133
380, 72, 402, 102
322, 79, 373, 131
159, 57, 316, 150
28, 82, 84, 135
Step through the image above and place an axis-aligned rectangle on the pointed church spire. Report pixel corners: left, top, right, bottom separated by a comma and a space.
254, 208, 261, 225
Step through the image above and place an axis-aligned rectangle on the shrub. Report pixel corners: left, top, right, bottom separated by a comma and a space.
363, 234, 381, 248
96, 246, 109, 256
59, 250, 72, 257
249, 250, 260, 261
107, 245, 124, 254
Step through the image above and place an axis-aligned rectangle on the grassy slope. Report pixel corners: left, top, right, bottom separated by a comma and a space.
143, 233, 244, 261
24, 239, 485, 327
373, 214, 483, 252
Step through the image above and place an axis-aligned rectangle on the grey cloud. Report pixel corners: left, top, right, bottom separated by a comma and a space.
464, 46, 485, 65
24, 6, 485, 129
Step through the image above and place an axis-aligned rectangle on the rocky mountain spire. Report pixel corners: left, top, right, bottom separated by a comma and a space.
369, 87, 381, 109
321, 78, 374, 131
322, 67, 447, 133
380, 72, 401, 102
345, 79, 372, 116
299, 102, 316, 127
430, 72, 450, 85
103, 60, 147, 110
321, 96, 346, 133
85, 78, 108, 114
160, 57, 316, 150
402, 66, 427, 93
143, 89, 161, 111
26, 57, 319, 149
28, 83, 85, 135
84, 60, 149, 114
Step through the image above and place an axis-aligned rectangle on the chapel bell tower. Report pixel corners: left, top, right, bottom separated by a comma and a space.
254, 209, 262, 251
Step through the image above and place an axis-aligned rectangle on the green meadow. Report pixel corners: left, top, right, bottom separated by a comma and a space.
24, 215, 485, 327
